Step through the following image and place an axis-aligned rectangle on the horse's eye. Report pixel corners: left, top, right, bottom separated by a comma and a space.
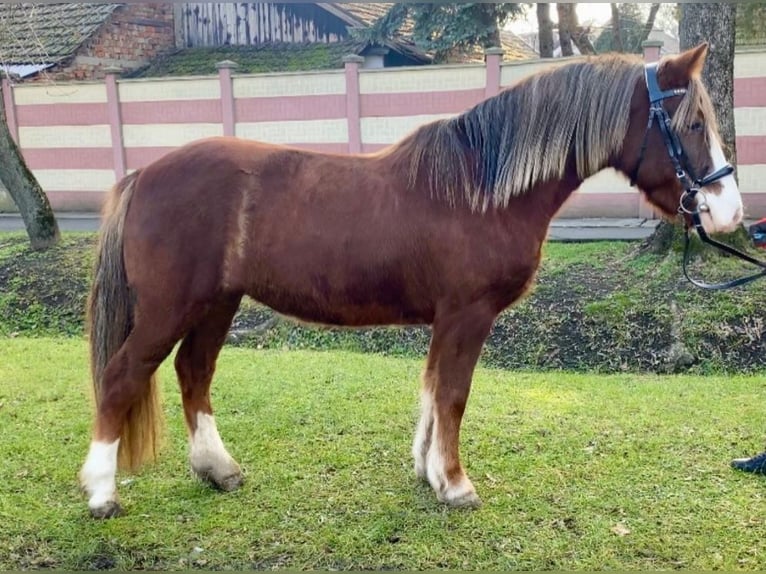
689, 121, 704, 132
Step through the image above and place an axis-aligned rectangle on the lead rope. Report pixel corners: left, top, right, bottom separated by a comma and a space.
682, 214, 766, 290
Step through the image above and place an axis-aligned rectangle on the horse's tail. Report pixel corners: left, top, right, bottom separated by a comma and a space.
88, 169, 161, 470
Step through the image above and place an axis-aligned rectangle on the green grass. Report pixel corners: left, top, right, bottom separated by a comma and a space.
2, 231, 765, 374
2, 338, 766, 570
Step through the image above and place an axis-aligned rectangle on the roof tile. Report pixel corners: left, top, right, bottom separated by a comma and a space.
0, 3, 119, 64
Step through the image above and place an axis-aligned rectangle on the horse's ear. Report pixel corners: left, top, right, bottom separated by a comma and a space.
662, 43, 708, 85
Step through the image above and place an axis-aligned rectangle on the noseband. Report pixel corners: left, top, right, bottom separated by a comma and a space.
632, 62, 766, 290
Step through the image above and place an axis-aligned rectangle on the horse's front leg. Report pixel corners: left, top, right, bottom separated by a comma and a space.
414, 302, 496, 508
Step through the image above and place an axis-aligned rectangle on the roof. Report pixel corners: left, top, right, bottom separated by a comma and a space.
0, 3, 119, 64
0, 1, 533, 80
324, 3, 535, 63
330, 3, 393, 27
450, 30, 538, 63
127, 42, 362, 78
333, 2, 414, 36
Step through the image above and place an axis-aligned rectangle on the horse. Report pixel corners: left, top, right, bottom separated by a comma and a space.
79, 44, 742, 518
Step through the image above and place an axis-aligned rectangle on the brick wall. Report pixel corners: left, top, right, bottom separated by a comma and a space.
53, 3, 176, 81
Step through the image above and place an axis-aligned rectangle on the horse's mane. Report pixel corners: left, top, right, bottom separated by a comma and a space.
671, 74, 719, 137
386, 54, 650, 212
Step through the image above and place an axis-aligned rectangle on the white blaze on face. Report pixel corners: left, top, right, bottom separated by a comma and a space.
698, 130, 743, 234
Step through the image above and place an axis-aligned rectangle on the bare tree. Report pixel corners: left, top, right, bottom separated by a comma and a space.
680, 3, 737, 166
556, 3, 574, 56
0, 5, 60, 249
537, 3, 554, 58
597, 4, 664, 54
638, 4, 662, 50
0, 79, 59, 249
610, 4, 624, 53
557, 3, 596, 56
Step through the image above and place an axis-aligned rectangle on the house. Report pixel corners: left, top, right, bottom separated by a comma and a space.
0, 2, 536, 82
645, 29, 680, 55
0, 3, 176, 81
175, 2, 428, 68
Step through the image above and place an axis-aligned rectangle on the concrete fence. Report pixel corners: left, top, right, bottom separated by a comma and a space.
1, 43, 765, 219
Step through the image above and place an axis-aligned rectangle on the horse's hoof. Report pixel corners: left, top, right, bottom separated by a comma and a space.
443, 490, 482, 509
732, 452, 766, 474
194, 465, 244, 492
90, 500, 123, 519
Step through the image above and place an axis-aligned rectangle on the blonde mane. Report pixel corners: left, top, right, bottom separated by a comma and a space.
671, 74, 719, 137
391, 54, 650, 211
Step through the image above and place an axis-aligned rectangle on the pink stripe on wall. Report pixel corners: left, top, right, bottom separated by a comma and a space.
737, 136, 766, 166
744, 194, 766, 218
360, 89, 484, 118
235, 94, 345, 122
121, 100, 221, 124
735, 77, 766, 107
558, 193, 639, 218
16, 103, 108, 126
125, 146, 176, 169
22, 148, 113, 170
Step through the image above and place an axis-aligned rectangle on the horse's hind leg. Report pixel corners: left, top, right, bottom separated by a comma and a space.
174, 295, 243, 491
80, 320, 183, 518
414, 302, 495, 508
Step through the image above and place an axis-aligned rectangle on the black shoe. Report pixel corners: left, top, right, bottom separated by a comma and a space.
731, 451, 766, 474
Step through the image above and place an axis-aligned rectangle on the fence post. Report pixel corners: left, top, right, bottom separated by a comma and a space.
641, 39, 663, 64
1, 76, 18, 145
638, 40, 664, 220
104, 66, 126, 181
343, 55, 364, 154
216, 60, 238, 137
484, 47, 505, 98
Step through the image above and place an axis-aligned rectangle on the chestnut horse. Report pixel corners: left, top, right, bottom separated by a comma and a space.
80, 45, 742, 518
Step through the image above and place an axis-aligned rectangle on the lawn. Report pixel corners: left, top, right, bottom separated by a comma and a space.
2, 232, 765, 374
2, 338, 766, 570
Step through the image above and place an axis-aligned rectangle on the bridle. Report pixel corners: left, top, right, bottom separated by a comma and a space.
631, 62, 766, 290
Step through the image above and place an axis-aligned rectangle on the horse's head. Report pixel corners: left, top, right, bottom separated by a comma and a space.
623, 44, 743, 234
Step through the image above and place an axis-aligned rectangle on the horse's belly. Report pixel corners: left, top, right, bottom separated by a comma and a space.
245, 275, 431, 328
252, 292, 428, 327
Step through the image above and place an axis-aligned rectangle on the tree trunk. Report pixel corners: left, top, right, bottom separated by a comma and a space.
610, 3, 624, 53
556, 3, 574, 56
485, 18, 501, 49
645, 3, 742, 252
558, 3, 597, 56
637, 4, 661, 51
537, 3, 554, 58
680, 3, 737, 166
0, 82, 59, 250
